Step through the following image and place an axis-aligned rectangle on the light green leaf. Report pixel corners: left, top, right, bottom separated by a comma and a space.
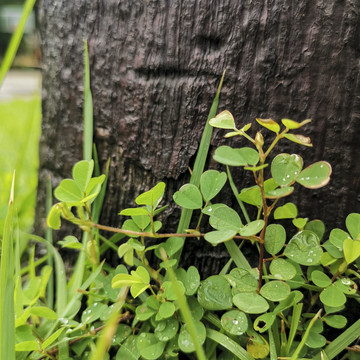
239, 220, 264, 236
47, 204, 62, 230
260, 281, 291, 301
255, 118, 280, 133
233, 293, 269, 314
200, 170, 227, 202
295, 161, 332, 189
119, 207, 149, 216
329, 228, 350, 251
209, 110, 236, 129
265, 186, 294, 199
173, 184, 203, 209
209, 206, 242, 232
158, 302, 176, 319
15, 341, 39, 351
284, 230, 322, 266
283, 133, 312, 147
136, 303, 156, 321
253, 313, 276, 333
221, 310, 248, 335
271, 153, 303, 186
238, 186, 262, 207
281, 118, 311, 129
132, 214, 151, 230
343, 238, 360, 264
178, 321, 206, 353
202, 203, 226, 215
264, 224, 286, 255
111, 274, 139, 288
274, 202, 298, 219
205, 229, 237, 245
346, 213, 360, 240
197, 276, 232, 310
162, 281, 186, 301
54, 179, 82, 202
311, 270, 331, 288
319, 285, 346, 307
72, 159, 94, 192
30, 307, 58, 320
130, 283, 150, 298
41, 327, 64, 350
135, 182, 166, 207
214, 146, 259, 166
58, 235, 82, 249
292, 218, 308, 229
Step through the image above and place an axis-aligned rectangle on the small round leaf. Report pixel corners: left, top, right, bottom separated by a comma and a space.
271, 153, 303, 186
269, 258, 296, 280
311, 270, 331, 288
173, 184, 203, 209
221, 310, 248, 335
295, 161, 332, 189
260, 281, 291, 302
178, 321, 206, 353
233, 292, 269, 314
136, 333, 165, 360
265, 224, 286, 255
319, 285, 347, 307
239, 220, 265, 236
155, 318, 179, 342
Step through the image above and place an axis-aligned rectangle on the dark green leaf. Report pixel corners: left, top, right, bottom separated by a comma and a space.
221, 310, 248, 335
264, 224, 286, 255
173, 184, 203, 209
200, 170, 227, 202
197, 276, 232, 310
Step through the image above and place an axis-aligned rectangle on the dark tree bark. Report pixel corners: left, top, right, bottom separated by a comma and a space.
37, 0, 360, 275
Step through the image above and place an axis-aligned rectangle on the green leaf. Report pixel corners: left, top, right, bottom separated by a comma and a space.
271, 153, 303, 186
47, 204, 62, 230
135, 303, 156, 321
54, 179, 83, 202
209, 110, 236, 129
30, 306, 58, 320
132, 266, 150, 284
213, 146, 259, 166
130, 283, 150, 298
200, 170, 227, 202
122, 219, 141, 238
256, 118, 280, 133
81, 302, 108, 324
155, 318, 179, 342
221, 310, 248, 335
319, 285, 347, 307
253, 313, 276, 333
205, 229, 237, 245
343, 238, 360, 264
162, 281, 186, 301
116, 335, 140, 359
292, 218, 308, 229
58, 235, 82, 249
305, 220, 325, 241
173, 184, 203, 209
311, 270, 331, 288
295, 161, 332, 189
283, 133, 312, 147
259, 281, 291, 301
239, 220, 265, 236
111, 274, 139, 288
346, 213, 360, 239
269, 258, 296, 280
281, 118, 311, 129
305, 332, 327, 349
226, 268, 258, 293
197, 276, 232, 310
284, 230, 323, 266
158, 302, 176, 319
136, 333, 165, 360
329, 228, 350, 251
238, 186, 262, 207
264, 224, 286, 255
186, 297, 204, 321
265, 186, 294, 199
202, 203, 226, 215
209, 206, 242, 232
232, 293, 269, 314
15, 341, 39, 351
178, 321, 206, 353
132, 214, 151, 230
274, 202, 298, 219
135, 182, 166, 207
119, 207, 149, 216
184, 266, 200, 296
72, 160, 94, 192
323, 315, 347, 329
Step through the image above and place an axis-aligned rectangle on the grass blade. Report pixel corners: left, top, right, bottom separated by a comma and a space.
83, 40, 93, 161
285, 302, 303, 356
174, 70, 226, 262
0, 172, 16, 360
0, 0, 36, 85
206, 328, 254, 360
224, 239, 251, 270
46, 177, 54, 308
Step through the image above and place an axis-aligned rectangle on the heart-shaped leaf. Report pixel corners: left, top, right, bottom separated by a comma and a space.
173, 184, 203, 209
295, 161, 332, 189
209, 110, 236, 129
271, 153, 303, 186
209, 206, 242, 232
256, 118, 280, 133
264, 224, 286, 255
54, 179, 83, 202
284, 230, 322, 265
343, 238, 360, 264
233, 292, 269, 314
197, 275, 232, 310
72, 159, 94, 192
213, 146, 259, 166
284, 133, 312, 147
200, 170, 227, 202
136, 182, 165, 207
274, 202, 298, 219
346, 213, 360, 240
221, 310, 248, 335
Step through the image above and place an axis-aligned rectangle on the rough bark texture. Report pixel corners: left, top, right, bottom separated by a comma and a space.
37, 0, 360, 275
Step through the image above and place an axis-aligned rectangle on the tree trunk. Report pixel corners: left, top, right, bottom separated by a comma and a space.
37, 0, 360, 275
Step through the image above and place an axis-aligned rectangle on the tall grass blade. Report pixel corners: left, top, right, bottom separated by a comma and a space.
46, 177, 54, 308
0, 0, 36, 85
0, 172, 16, 360
174, 70, 226, 262
160, 249, 207, 360
224, 240, 251, 270
285, 302, 303, 356
83, 40, 93, 161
